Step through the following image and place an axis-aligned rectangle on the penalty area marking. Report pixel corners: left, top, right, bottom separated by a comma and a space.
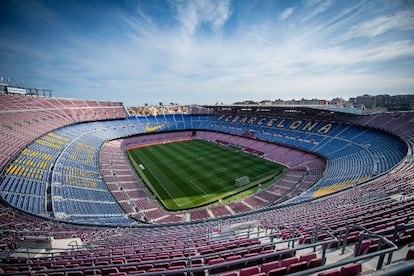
189, 167, 236, 198
189, 167, 229, 188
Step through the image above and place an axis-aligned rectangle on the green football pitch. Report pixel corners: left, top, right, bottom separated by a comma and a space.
127, 139, 284, 210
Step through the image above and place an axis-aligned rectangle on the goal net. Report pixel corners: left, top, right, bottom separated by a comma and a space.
235, 176, 250, 186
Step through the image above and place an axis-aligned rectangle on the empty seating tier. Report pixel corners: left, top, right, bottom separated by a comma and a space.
0, 94, 413, 275
1, 109, 409, 225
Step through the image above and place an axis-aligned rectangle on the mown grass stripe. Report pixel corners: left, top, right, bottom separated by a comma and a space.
127, 139, 285, 210
159, 140, 233, 189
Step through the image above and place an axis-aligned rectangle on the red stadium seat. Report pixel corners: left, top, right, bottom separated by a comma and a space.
240, 266, 260, 276
261, 261, 280, 274
340, 263, 362, 276
406, 248, 414, 260
220, 272, 238, 276
267, 266, 287, 276
287, 261, 308, 273
318, 269, 341, 276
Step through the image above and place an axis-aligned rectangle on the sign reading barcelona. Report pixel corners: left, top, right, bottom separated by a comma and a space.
217, 115, 332, 134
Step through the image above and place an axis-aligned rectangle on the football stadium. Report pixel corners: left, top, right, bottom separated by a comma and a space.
1, 0, 414, 275
0, 91, 413, 275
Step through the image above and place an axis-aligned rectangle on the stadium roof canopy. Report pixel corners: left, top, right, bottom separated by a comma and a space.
203, 104, 363, 118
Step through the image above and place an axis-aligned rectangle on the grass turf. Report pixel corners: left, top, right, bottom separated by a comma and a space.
127, 139, 284, 210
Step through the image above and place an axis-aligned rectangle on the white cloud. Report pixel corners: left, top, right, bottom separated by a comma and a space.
170, 0, 232, 36
303, 0, 323, 8
278, 7, 294, 21
339, 10, 414, 41
303, 40, 414, 66
5, 0, 413, 105
301, 0, 333, 22
44, 13, 414, 104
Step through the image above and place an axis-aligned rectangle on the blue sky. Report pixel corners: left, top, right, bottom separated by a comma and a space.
0, 0, 413, 105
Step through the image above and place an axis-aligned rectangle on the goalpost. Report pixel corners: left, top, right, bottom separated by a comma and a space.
235, 176, 250, 186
